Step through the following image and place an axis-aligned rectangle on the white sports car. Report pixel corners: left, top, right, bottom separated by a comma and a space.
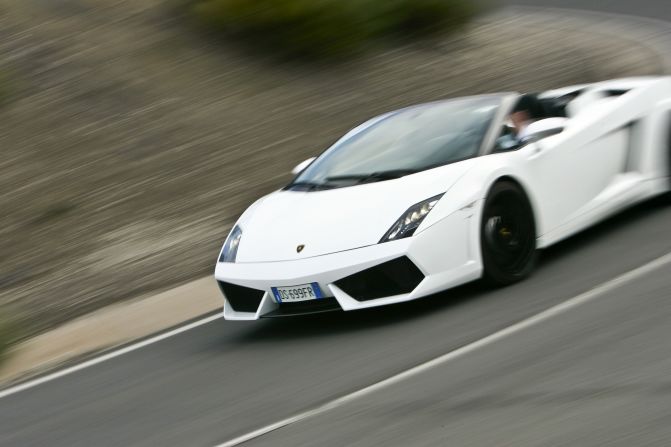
214, 77, 671, 320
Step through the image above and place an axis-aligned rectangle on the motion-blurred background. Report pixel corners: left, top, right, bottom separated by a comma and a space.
0, 0, 660, 356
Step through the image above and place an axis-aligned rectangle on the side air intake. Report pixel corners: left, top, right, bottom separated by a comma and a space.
334, 256, 424, 301
218, 281, 264, 313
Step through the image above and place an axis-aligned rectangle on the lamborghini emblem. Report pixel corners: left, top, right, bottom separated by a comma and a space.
296, 244, 305, 253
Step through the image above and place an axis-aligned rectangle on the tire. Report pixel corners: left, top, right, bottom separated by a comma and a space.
480, 180, 537, 286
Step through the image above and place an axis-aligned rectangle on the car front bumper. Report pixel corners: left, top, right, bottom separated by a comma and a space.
214, 210, 482, 320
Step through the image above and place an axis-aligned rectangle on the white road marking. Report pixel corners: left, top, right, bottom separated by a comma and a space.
1, 251, 670, 428
214, 251, 671, 447
0, 313, 223, 400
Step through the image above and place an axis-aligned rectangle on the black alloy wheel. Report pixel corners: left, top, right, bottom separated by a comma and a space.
481, 180, 537, 285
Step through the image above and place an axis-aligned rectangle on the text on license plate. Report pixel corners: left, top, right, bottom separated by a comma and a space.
271, 283, 323, 303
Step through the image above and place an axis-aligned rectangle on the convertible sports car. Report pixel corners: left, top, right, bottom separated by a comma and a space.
214, 76, 671, 319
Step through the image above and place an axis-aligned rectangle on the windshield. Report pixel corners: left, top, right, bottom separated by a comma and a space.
289, 96, 501, 190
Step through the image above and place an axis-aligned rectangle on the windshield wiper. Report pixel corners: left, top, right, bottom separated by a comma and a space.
325, 169, 418, 183
288, 169, 417, 191
285, 181, 336, 191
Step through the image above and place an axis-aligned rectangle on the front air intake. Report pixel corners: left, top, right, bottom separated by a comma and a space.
334, 256, 424, 301
263, 298, 342, 317
218, 281, 265, 313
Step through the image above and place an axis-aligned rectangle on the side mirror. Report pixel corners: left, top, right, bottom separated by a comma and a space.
291, 157, 316, 175
522, 117, 567, 142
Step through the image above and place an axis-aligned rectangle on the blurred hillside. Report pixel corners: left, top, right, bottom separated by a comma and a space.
190, 0, 477, 59
0, 0, 661, 338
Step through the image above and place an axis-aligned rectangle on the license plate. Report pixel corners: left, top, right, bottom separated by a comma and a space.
271, 283, 323, 303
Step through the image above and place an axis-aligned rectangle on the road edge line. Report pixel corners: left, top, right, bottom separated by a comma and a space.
0, 313, 223, 400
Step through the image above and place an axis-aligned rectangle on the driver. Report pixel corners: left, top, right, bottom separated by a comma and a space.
510, 94, 546, 141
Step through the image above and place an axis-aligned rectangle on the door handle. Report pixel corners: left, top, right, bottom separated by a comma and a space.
527, 143, 543, 159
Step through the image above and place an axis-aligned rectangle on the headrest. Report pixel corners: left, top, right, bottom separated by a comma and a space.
566, 90, 608, 117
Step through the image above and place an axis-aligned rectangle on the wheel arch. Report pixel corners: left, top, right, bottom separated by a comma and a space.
486, 175, 541, 240
479, 174, 539, 285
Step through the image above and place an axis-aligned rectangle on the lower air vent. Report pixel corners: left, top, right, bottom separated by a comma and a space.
334, 256, 424, 301
218, 281, 265, 313
263, 298, 342, 317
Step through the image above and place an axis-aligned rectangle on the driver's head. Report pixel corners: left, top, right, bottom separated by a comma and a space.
511, 94, 544, 134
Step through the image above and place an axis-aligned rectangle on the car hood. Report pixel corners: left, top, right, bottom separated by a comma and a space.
235, 160, 475, 263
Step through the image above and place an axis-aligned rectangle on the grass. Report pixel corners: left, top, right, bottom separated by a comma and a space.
0, 70, 9, 105
0, 315, 18, 367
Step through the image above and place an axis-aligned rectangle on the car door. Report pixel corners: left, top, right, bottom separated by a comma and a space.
523, 124, 629, 239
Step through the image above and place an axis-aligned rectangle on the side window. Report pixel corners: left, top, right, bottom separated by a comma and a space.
493, 124, 521, 153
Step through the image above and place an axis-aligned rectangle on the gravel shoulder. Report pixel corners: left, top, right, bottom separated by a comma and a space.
0, 1, 664, 341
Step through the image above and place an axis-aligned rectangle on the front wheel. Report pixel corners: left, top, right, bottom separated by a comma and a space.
480, 180, 537, 285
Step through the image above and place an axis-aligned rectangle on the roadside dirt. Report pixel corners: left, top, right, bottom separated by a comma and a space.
0, 0, 662, 338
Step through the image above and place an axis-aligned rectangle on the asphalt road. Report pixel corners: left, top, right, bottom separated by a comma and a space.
248, 255, 671, 447
2, 2, 671, 447
2, 200, 670, 447
500, 0, 671, 20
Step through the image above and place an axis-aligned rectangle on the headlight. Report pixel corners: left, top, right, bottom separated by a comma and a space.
379, 194, 443, 243
219, 225, 242, 263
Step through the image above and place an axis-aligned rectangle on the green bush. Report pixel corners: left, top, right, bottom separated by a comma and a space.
190, 0, 478, 59
378, 0, 476, 38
